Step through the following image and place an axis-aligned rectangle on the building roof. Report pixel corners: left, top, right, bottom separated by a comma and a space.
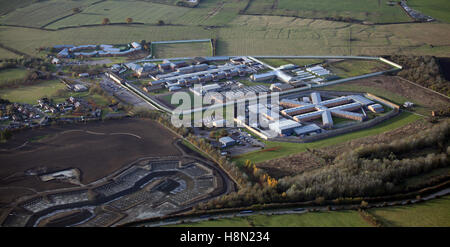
282, 104, 316, 115
269, 119, 301, 131
219, 136, 235, 144
251, 71, 276, 81
348, 95, 374, 106
293, 124, 322, 135
329, 102, 361, 111
319, 96, 350, 107
280, 98, 303, 107
369, 103, 383, 109
311, 92, 322, 104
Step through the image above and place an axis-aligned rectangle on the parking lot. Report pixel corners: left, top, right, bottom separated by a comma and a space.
193, 127, 265, 157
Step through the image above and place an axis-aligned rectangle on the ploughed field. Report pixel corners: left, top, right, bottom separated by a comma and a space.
0, 119, 180, 204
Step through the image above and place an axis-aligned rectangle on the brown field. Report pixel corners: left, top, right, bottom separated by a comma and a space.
0, 119, 180, 205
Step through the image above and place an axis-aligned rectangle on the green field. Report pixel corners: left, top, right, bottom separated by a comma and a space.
0, 68, 28, 83
45, 0, 191, 29
0, 47, 22, 59
0, 80, 66, 104
0, 0, 98, 28
233, 112, 422, 165
369, 196, 450, 227
52, 89, 111, 108
174, 196, 450, 227
327, 59, 392, 78
174, 211, 371, 227
1, 18, 450, 58
43, 0, 248, 29
152, 41, 212, 58
0, 0, 35, 16
408, 0, 450, 23
245, 0, 412, 23
1, 0, 450, 57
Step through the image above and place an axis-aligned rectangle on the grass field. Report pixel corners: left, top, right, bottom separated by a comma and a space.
408, 0, 450, 23
233, 112, 422, 165
174, 211, 371, 227
44, 0, 248, 29
45, 0, 191, 29
1, 19, 450, 58
245, 0, 412, 23
152, 41, 212, 58
174, 196, 450, 227
1, 1, 450, 58
0, 0, 35, 16
369, 196, 450, 227
327, 59, 392, 78
51, 89, 112, 109
0, 0, 98, 28
0, 80, 66, 104
0, 47, 22, 59
0, 68, 28, 83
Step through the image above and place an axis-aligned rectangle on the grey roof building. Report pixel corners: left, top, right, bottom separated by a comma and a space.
219, 136, 236, 147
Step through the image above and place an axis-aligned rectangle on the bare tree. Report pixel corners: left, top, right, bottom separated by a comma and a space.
102, 18, 110, 25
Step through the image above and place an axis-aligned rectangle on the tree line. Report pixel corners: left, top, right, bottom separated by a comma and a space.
200, 119, 449, 209
0, 57, 54, 89
390, 55, 450, 97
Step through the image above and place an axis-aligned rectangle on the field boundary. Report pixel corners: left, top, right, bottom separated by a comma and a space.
0, 43, 29, 57
395, 76, 450, 100
238, 1, 417, 25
